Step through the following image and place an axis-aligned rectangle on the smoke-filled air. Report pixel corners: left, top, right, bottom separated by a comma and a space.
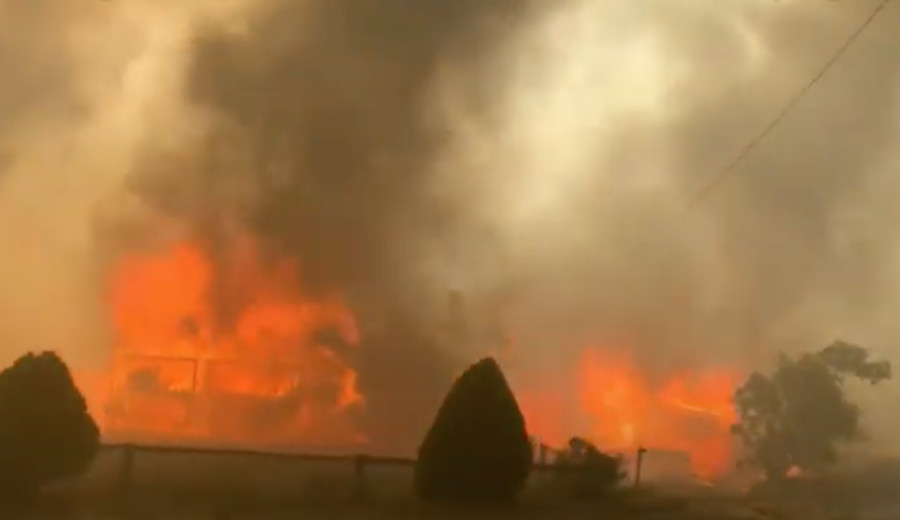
1, 0, 899, 480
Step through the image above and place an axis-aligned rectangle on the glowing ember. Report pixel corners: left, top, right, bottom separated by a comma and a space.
78, 236, 363, 448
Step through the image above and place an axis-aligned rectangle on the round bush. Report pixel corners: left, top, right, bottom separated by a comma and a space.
0, 351, 100, 499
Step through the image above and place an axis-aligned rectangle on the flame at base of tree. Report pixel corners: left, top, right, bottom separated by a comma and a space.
77, 235, 365, 449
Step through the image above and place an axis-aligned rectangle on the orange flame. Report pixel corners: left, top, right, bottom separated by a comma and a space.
73, 241, 740, 469
521, 347, 739, 478
79, 236, 363, 448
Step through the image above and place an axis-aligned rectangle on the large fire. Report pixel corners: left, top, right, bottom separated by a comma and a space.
73, 234, 739, 476
78, 235, 364, 448
519, 347, 740, 479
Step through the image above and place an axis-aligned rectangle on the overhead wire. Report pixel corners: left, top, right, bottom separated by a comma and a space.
684, 0, 894, 211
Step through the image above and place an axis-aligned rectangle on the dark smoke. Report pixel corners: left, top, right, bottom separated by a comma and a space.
134, 0, 533, 295
125, 0, 541, 454
124, 0, 900, 454
4, 0, 900, 456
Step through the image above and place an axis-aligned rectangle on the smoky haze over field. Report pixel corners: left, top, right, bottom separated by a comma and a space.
1, 0, 900, 454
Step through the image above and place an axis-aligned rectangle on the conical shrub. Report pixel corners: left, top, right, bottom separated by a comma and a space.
414, 357, 532, 503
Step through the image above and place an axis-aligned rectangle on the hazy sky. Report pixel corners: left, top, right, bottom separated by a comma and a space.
1, 0, 899, 451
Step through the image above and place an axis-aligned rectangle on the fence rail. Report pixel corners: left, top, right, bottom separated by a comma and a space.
102, 442, 415, 465
102, 442, 561, 502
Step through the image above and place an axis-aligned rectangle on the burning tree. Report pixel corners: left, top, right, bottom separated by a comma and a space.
0, 352, 100, 500
731, 340, 891, 481
414, 357, 532, 503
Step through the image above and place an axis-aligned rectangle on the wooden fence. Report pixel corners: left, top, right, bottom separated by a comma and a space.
103, 442, 563, 503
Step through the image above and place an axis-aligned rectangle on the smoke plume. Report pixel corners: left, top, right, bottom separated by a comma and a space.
3, 0, 900, 453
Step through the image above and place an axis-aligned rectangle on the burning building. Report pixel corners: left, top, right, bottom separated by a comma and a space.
514, 347, 741, 479
73, 222, 743, 476
83, 235, 365, 450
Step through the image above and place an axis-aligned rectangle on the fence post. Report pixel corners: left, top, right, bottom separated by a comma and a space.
633, 446, 647, 488
538, 443, 548, 480
352, 454, 368, 503
117, 444, 135, 496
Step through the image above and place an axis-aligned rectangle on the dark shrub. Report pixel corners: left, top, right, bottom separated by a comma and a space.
555, 437, 626, 499
414, 357, 532, 503
0, 351, 100, 499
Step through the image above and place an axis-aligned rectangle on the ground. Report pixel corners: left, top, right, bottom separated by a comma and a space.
29, 447, 900, 520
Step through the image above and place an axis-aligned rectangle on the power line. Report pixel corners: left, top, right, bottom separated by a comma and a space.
685, 0, 894, 211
